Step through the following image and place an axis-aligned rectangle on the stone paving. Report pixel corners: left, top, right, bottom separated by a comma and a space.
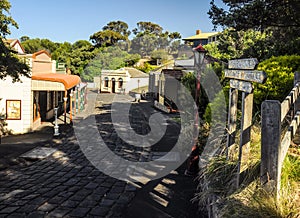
0, 91, 198, 217
0, 92, 140, 217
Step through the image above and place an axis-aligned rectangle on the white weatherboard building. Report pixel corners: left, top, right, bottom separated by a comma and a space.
0, 39, 84, 134
94, 67, 149, 94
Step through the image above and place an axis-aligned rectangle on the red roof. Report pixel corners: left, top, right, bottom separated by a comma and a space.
193, 44, 206, 52
32, 50, 51, 59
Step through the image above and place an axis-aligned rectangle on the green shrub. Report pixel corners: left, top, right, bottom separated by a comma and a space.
136, 62, 156, 73
254, 55, 300, 107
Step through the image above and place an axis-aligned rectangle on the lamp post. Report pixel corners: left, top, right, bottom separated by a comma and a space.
73, 90, 77, 116
193, 44, 206, 107
54, 107, 60, 136
63, 96, 68, 124
69, 92, 73, 123
185, 44, 206, 176
0, 98, 3, 144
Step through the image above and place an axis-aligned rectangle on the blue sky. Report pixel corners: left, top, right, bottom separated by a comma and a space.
8, 0, 226, 43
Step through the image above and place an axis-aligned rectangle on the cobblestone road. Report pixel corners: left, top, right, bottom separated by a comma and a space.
0, 91, 198, 217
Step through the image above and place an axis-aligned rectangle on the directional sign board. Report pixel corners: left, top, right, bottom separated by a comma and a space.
225, 69, 267, 84
228, 58, 258, 70
230, 79, 253, 93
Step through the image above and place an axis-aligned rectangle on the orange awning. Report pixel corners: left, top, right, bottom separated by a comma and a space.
32, 73, 81, 90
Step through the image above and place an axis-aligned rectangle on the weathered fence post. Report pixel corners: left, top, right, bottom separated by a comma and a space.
226, 88, 238, 159
236, 92, 253, 185
261, 71, 300, 198
261, 100, 281, 195
294, 71, 300, 113
225, 58, 266, 187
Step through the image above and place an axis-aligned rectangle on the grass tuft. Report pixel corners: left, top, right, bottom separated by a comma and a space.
194, 124, 300, 218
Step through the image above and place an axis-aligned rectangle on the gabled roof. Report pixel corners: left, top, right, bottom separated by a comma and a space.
3, 39, 26, 54
123, 67, 149, 78
174, 59, 195, 69
183, 32, 219, 41
32, 50, 51, 59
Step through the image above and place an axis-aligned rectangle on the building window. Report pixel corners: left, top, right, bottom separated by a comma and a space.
118, 78, 123, 88
104, 77, 109, 87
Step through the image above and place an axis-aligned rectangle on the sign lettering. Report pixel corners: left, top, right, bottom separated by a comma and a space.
225, 69, 267, 84
228, 58, 258, 70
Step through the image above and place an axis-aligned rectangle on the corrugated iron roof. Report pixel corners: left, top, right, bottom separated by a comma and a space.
32, 73, 81, 90
123, 67, 149, 78
183, 32, 219, 41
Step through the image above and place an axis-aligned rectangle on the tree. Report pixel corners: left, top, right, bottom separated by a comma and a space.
90, 30, 126, 47
150, 49, 169, 63
131, 22, 182, 56
21, 38, 59, 54
204, 28, 272, 61
103, 20, 131, 38
131, 34, 158, 56
208, 0, 300, 57
20, 35, 30, 42
90, 21, 130, 47
82, 46, 140, 81
0, 0, 18, 37
132, 21, 163, 37
209, 0, 300, 32
0, 0, 30, 81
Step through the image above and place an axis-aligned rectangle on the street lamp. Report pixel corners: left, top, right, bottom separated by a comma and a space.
185, 44, 207, 176
63, 96, 68, 124
54, 107, 60, 136
0, 98, 3, 144
193, 43, 207, 106
69, 92, 73, 123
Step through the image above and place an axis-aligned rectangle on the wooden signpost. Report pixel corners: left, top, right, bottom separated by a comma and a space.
225, 58, 267, 187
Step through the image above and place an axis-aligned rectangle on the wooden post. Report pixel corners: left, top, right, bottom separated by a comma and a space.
63, 91, 67, 124
70, 92, 73, 123
225, 58, 267, 188
261, 100, 281, 195
294, 71, 300, 113
236, 92, 253, 186
226, 88, 238, 159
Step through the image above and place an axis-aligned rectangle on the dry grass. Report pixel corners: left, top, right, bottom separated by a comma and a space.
194, 124, 300, 218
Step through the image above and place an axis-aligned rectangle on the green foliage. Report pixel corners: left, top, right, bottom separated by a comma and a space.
281, 153, 300, 188
131, 34, 158, 56
0, 40, 30, 82
103, 20, 131, 37
209, 0, 300, 32
132, 21, 163, 37
204, 89, 228, 124
21, 37, 59, 54
254, 55, 300, 106
0, 0, 30, 81
181, 71, 210, 116
181, 71, 196, 95
136, 62, 156, 73
195, 125, 300, 218
82, 46, 140, 81
90, 29, 127, 48
90, 20, 130, 48
206, 29, 273, 61
209, 0, 300, 58
131, 21, 182, 56
0, 0, 18, 37
150, 49, 169, 63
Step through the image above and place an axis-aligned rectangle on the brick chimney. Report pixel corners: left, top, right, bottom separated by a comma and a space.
196, 30, 201, 35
